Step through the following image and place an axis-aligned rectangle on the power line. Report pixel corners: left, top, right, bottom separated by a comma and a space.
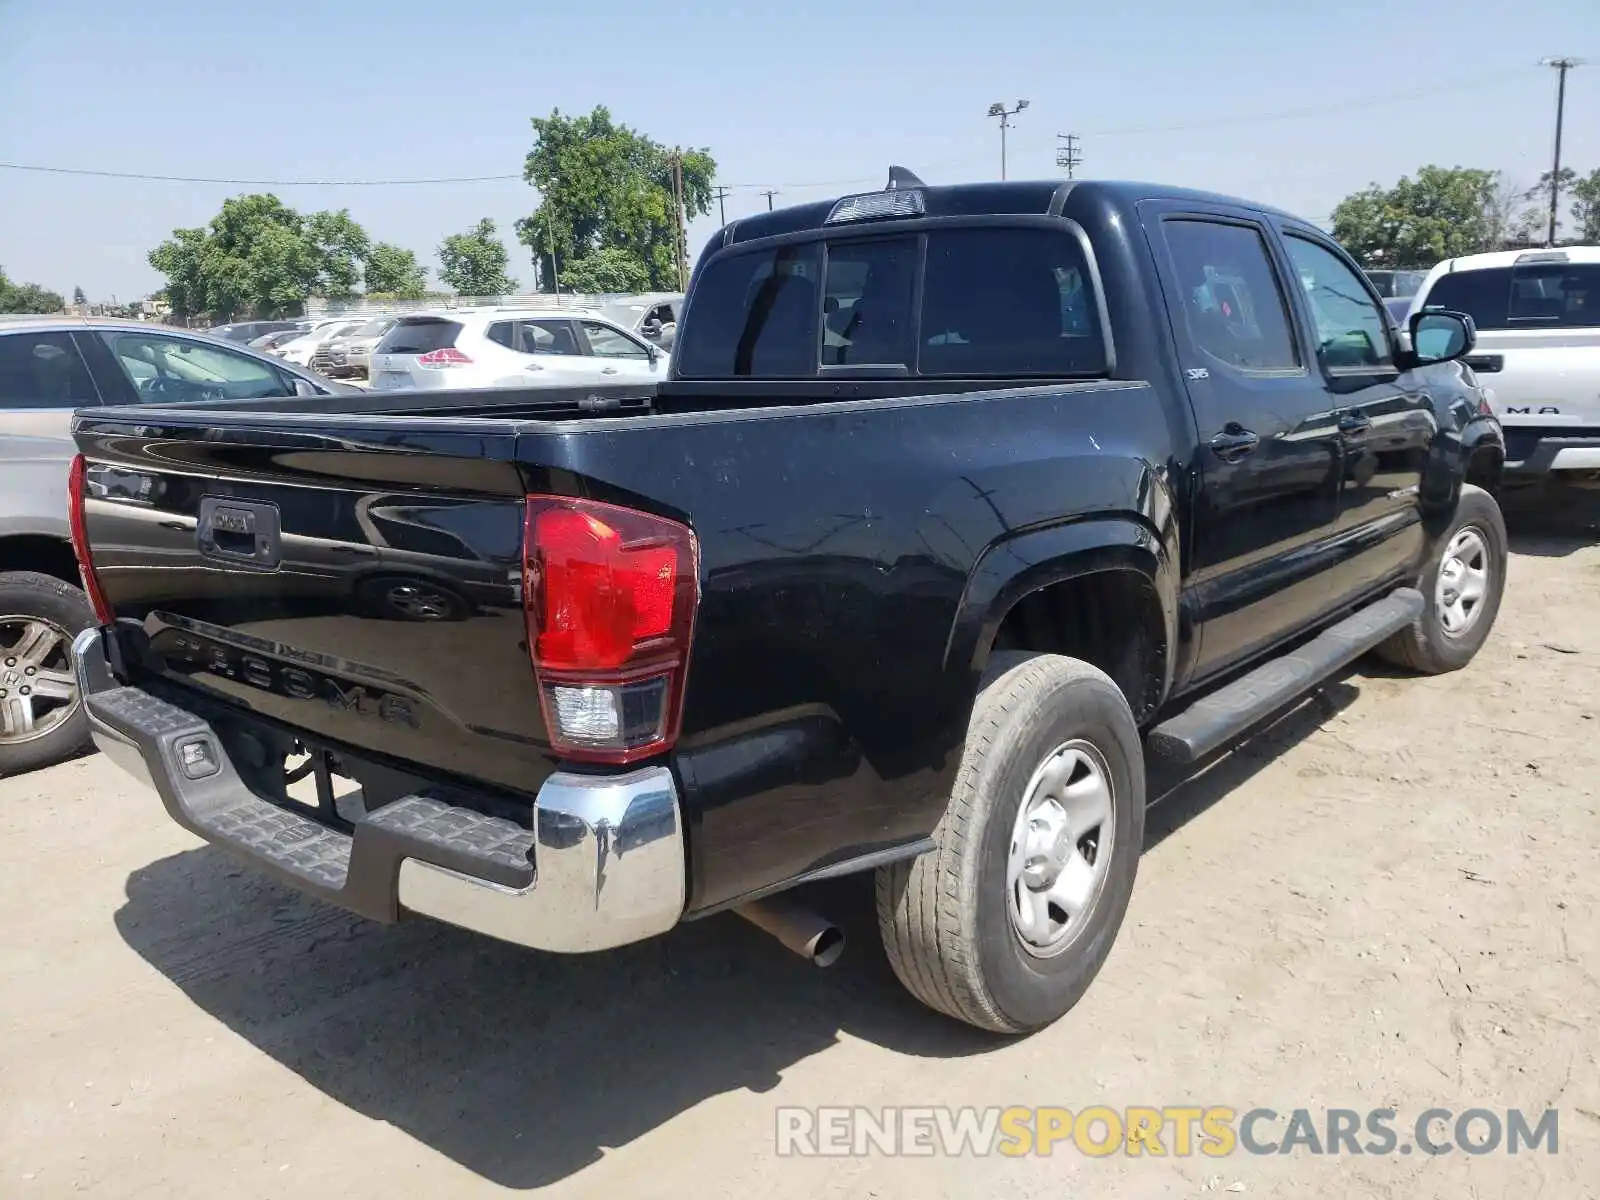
0, 66, 1552, 195
0, 161, 522, 186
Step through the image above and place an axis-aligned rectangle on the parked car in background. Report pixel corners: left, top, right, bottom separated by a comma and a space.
1364, 269, 1429, 300
1409, 247, 1600, 483
206, 319, 303, 344
597, 293, 683, 351
278, 319, 368, 370
1384, 296, 1412, 325
324, 316, 396, 378
248, 329, 306, 352
368, 308, 667, 392
0, 317, 360, 774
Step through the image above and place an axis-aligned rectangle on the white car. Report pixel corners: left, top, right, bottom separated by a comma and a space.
275, 318, 368, 369
1408, 246, 1600, 480
368, 308, 668, 392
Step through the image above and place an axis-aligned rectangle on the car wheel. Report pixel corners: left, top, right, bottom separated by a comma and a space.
875, 652, 1145, 1033
0, 571, 95, 776
1374, 484, 1508, 674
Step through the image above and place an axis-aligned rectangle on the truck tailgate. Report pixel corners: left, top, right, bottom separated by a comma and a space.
1470, 327, 1600, 429
73, 410, 550, 794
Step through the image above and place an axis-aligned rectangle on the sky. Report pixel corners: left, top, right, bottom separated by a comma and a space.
1, 0, 1595, 301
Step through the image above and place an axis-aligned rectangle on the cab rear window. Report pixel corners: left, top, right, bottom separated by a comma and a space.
675, 225, 1107, 379
1421, 262, 1600, 329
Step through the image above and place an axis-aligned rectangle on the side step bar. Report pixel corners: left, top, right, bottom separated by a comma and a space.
1148, 586, 1424, 766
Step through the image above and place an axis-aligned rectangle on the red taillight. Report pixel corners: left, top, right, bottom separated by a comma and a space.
416, 347, 472, 368
524, 496, 698, 764
67, 454, 115, 625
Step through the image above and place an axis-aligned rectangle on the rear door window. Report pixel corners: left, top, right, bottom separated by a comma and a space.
1160, 219, 1301, 373
0, 332, 101, 408
918, 227, 1105, 376
377, 319, 462, 355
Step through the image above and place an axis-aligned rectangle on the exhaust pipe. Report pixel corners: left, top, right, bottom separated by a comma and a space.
735, 896, 845, 967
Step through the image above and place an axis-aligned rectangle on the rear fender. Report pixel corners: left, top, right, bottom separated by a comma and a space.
947, 515, 1180, 710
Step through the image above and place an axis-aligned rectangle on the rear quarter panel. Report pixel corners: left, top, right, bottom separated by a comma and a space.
520, 382, 1186, 913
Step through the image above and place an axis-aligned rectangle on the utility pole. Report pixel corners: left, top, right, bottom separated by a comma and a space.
544, 205, 561, 296
986, 100, 1029, 180
668, 151, 688, 291
1055, 133, 1082, 179
1541, 57, 1585, 247
712, 185, 731, 225
761, 189, 779, 211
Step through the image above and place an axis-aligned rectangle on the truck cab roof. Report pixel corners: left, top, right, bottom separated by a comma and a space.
714, 178, 1310, 249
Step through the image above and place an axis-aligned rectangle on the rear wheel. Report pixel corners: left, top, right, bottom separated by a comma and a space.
875, 652, 1145, 1033
0, 571, 94, 776
1375, 484, 1508, 674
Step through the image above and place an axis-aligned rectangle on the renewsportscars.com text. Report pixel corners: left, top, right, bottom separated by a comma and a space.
775, 1106, 1560, 1158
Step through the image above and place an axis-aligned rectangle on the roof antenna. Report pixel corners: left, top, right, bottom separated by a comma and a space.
886, 166, 925, 190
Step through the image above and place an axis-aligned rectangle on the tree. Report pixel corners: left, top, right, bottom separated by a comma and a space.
0, 266, 64, 314
72, 286, 87, 306
307, 209, 370, 300
561, 246, 652, 294
515, 106, 715, 291
1331, 166, 1509, 266
1563, 168, 1600, 243
147, 194, 381, 320
364, 243, 429, 299
437, 218, 516, 296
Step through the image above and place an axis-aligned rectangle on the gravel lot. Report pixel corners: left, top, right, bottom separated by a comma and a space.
3, 489, 1598, 1199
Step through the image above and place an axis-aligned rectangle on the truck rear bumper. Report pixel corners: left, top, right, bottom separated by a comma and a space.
1504, 434, 1600, 477
73, 628, 686, 953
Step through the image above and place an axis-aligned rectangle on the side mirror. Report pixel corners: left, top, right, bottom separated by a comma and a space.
1405, 309, 1475, 367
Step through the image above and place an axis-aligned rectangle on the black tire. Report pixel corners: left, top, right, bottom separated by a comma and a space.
1374, 484, 1508, 675
875, 652, 1145, 1033
0, 571, 95, 776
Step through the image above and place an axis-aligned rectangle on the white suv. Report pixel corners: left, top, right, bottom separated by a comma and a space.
368, 308, 667, 392
1409, 247, 1600, 480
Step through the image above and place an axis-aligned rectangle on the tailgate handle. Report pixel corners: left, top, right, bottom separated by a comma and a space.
197, 497, 282, 569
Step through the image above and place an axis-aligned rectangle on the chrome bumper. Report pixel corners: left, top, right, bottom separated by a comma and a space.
72, 628, 686, 953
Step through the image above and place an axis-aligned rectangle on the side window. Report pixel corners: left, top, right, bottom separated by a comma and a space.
99, 333, 296, 401
0, 332, 101, 409
1282, 236, 1394, 371
1161, 220, 1300, 373
578, 320, 649, 359
522, 320, 582, 356
486, 321, 516, 349
822, 237, 917, 366
675, 243, 822, 378
918, 227, 1106, 376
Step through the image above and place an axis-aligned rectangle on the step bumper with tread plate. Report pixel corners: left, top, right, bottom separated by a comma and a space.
71, 628, 686, 952
1148, 586, 1425, 766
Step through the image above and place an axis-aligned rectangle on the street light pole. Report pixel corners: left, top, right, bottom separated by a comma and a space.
1541, 57, 1585, 247
987, 100, 1030, 180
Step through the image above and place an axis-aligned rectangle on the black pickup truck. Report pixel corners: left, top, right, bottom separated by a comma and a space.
67, 177, 1507, 1033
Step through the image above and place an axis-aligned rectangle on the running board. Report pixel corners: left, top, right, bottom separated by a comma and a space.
1148, 586, 1424, 766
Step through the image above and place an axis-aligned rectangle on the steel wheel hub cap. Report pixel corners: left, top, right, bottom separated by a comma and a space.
1435, 527, 1490, 638
1007, 739, 1116, 958
0, 616, 79, 744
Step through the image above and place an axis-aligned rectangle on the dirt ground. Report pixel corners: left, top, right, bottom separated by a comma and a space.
3, 489, 1598, 1200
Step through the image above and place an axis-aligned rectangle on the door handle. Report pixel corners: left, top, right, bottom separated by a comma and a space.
600, 366, 619, 375
1338, 410, 1372, 435
1208, 425, 1260, 462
